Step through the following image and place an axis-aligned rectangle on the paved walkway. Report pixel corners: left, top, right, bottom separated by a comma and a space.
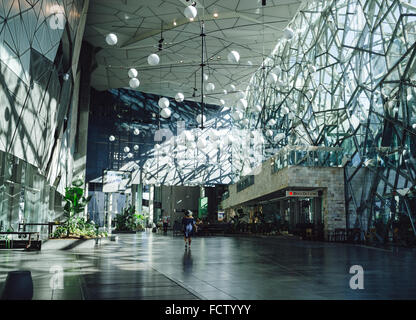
1, 232, 416, 299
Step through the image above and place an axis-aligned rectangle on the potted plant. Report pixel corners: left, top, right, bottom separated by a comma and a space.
114, 205, 145, 232
52, 178, 107, 239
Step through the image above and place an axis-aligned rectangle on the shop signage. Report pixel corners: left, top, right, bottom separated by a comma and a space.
286, 190, 319, 197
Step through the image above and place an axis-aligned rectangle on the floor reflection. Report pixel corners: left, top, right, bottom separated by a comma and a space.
182, 249, 193, 273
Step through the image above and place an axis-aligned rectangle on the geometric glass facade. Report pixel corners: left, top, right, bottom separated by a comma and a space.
245, 0, 416, 240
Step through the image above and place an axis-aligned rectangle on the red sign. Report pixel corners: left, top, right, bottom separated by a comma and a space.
286, 190, 319, 197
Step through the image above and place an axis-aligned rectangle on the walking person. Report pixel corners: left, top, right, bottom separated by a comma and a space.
182, 210, 197, 249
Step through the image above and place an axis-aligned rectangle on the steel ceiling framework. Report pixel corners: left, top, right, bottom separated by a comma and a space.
243, 0, 416, 241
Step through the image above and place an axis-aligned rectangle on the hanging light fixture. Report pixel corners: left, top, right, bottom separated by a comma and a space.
236, 90, 246, 99
128, 68, 138, 78
242, 118, 250, 126
268, 119, 277, 126
227, 50, 240, 63
175, 92, 184, 102
109, 135, 115, 142
161, 108, 172, 118
158, 97, 170, 109
105, 33, 118, 45
219, 99, 225, 106
127, 152, 133, 159
210, 129, 220, 141
133, 128, 140, 135
124, 146, 130, 153
266, 72, 278, 84
197, 137, 207, 150
283, 27, 294, 40
236, 99, 248, 110
206, 83, 215, 93
184, 5, 197, 19
129, 78, 140, 89
196, 114, 206, 124
252, 104, 262, 113
231, 110, 243, 121
281, 106, 290, 115
133, 145, 139, 151
265, 129, 273, 137
227, 84, 236, 92
148, 53, 160, 66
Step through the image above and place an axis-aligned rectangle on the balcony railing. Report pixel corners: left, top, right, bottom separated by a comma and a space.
271, 145, 344, 174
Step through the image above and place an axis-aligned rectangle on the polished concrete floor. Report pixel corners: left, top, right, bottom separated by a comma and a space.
0, 232, 416, 300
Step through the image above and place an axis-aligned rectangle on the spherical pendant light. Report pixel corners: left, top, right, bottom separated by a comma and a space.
236, 91, 246, 99
196, 114, 206, 124
161, 107, 172, 118
252, 104, 262, 113
219, 99, 225, 106
206, 83, 215, 93
148, 53, 160, 66
281, 106, 290, 115
227, 50, 240, 63
273, 66, 282, 75
274, 133, 285, 142
203, 73, 209, 81
283, 27, 294, 40
268, 119, 277, 126
184, 5, 197, 19
236, 99, 248, 110
105, 33, 118, 46
197, 138, 207, 150
242, 118, 250, 126
210, 130, 220, 141
175, 92, 184, 102
109, 135, 115, 142
133, 145, 139, 151
227, 84, 236, 92
158, 97, 170, 109
266, 72, 278, 84
265, 129, 273, 137
128, 68, 138, 78
308, 65, 316, 74
231, 110, 243, 121
227, 135, 235, 145
129, 78, 140, 89
133, 128, 140, 136
127, 152, 133, 159
124, 146, 130, 153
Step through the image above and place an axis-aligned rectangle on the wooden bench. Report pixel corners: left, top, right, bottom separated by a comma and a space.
0, 232, 41, 250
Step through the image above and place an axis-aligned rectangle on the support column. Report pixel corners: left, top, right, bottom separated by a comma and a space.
73, 41, 94, 182
107, 193, 113, 234
149, 185, 154, 226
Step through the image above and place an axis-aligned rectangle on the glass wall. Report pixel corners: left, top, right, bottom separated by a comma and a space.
244, 0, 416, 239
0, 150, 63, 239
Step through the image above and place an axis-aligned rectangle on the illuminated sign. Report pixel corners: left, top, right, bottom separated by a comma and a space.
286, 190, 319, 197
